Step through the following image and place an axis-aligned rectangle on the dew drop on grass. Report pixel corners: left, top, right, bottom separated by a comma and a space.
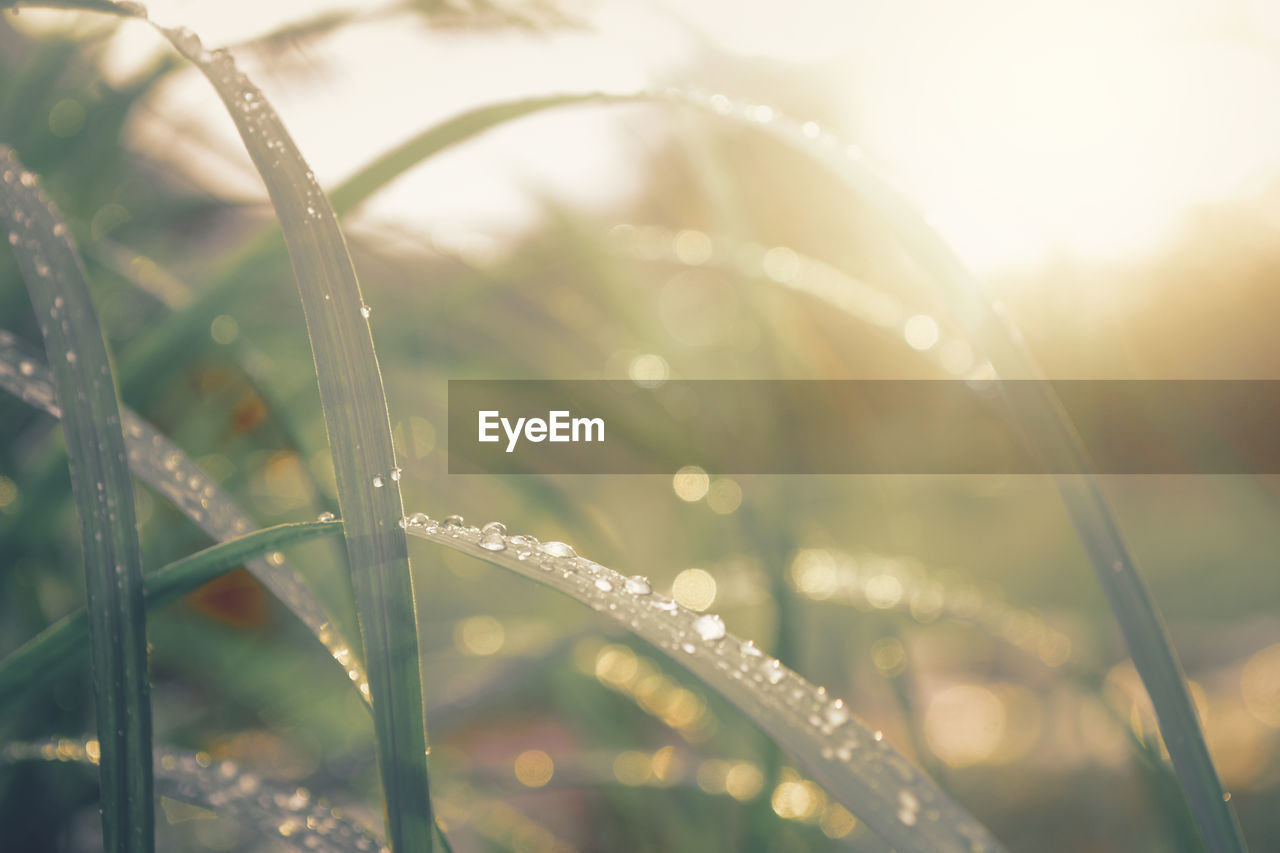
541, 540, 575, 558
693, 613, 726, 641
594, 577, 614, 592
389, 466, 401, 482
64, 351, 76, 363
371, 475, 384, 488
897, 789, 921, 826
479, 532, 506, 552
481, 521, 506, 535
317, 511, 335, 522
826, 700, 850, 728
765, 659, 785, 684
168, 26, 208, 61
624, 575, 652, 595
442, 514, 464, 528
360, 304, 372, 318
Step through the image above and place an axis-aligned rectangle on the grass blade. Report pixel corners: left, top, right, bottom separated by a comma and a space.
723, 102, 1246, 852
0, 521, 342, 718
4, 739, 384, 853
1, 148, 153, 852
401, 513, 1005, 853
152, 22, 433, 849
0, 330, 371, 703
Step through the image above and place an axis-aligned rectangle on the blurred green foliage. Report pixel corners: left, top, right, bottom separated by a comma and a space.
2, 8, 1279, 852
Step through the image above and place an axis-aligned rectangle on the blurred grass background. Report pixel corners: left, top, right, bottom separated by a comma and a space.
2, 2, 1280, 851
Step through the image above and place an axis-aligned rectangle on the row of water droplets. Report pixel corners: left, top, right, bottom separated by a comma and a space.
399, 513, 999, 848
160, 20, 398, 507
0, 332, 371, 706
2, 738, 386, 853
3, 148, 141, 614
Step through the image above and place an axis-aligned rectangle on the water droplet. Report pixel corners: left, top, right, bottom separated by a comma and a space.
442, 514, 464, 528
389, 467, 401, 482
360, 304, 372, 318
873, 730, 884, 742
594, 577, 613, 592
765, 659, 784, 684
317, 511, 335, 522
18, 360, 34, 375
742, 640, 762, 657
508, 534, 537, 548
624, 576, 652, 595
692, 613, 726, 641
481, 521, 507, 535
680, 641, 697, 654
64, 351, 76, 363
479, 532, 506, 551
405, 512, 430, 527
825, 700, 850, 728
372, 475, 384, 488
897, 789, 920, 825
168, 26, 205, 60
541, 541, 575, 558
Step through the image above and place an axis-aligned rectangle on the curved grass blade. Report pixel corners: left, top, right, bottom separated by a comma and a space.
0, 521, 341, 717
3, 739, 384, 853
705, 97, 1245, 852
0, 330, 371, 703
400, 513, 1005, 853
151, 21, 433, 849
1, 148, 153, 852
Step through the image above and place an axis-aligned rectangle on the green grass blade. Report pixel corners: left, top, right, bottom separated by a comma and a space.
154, 24, 433, 850
402, 514, 1005, 853
1, 148, 153, 852
723, 105, 1245, 852
0, 521, 341, 718
4, 738, 384, 853
327, 93, 610, 215
0, 330, 372, 704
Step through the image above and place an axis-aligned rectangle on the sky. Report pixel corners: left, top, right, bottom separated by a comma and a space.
13, 0, 1280, 276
